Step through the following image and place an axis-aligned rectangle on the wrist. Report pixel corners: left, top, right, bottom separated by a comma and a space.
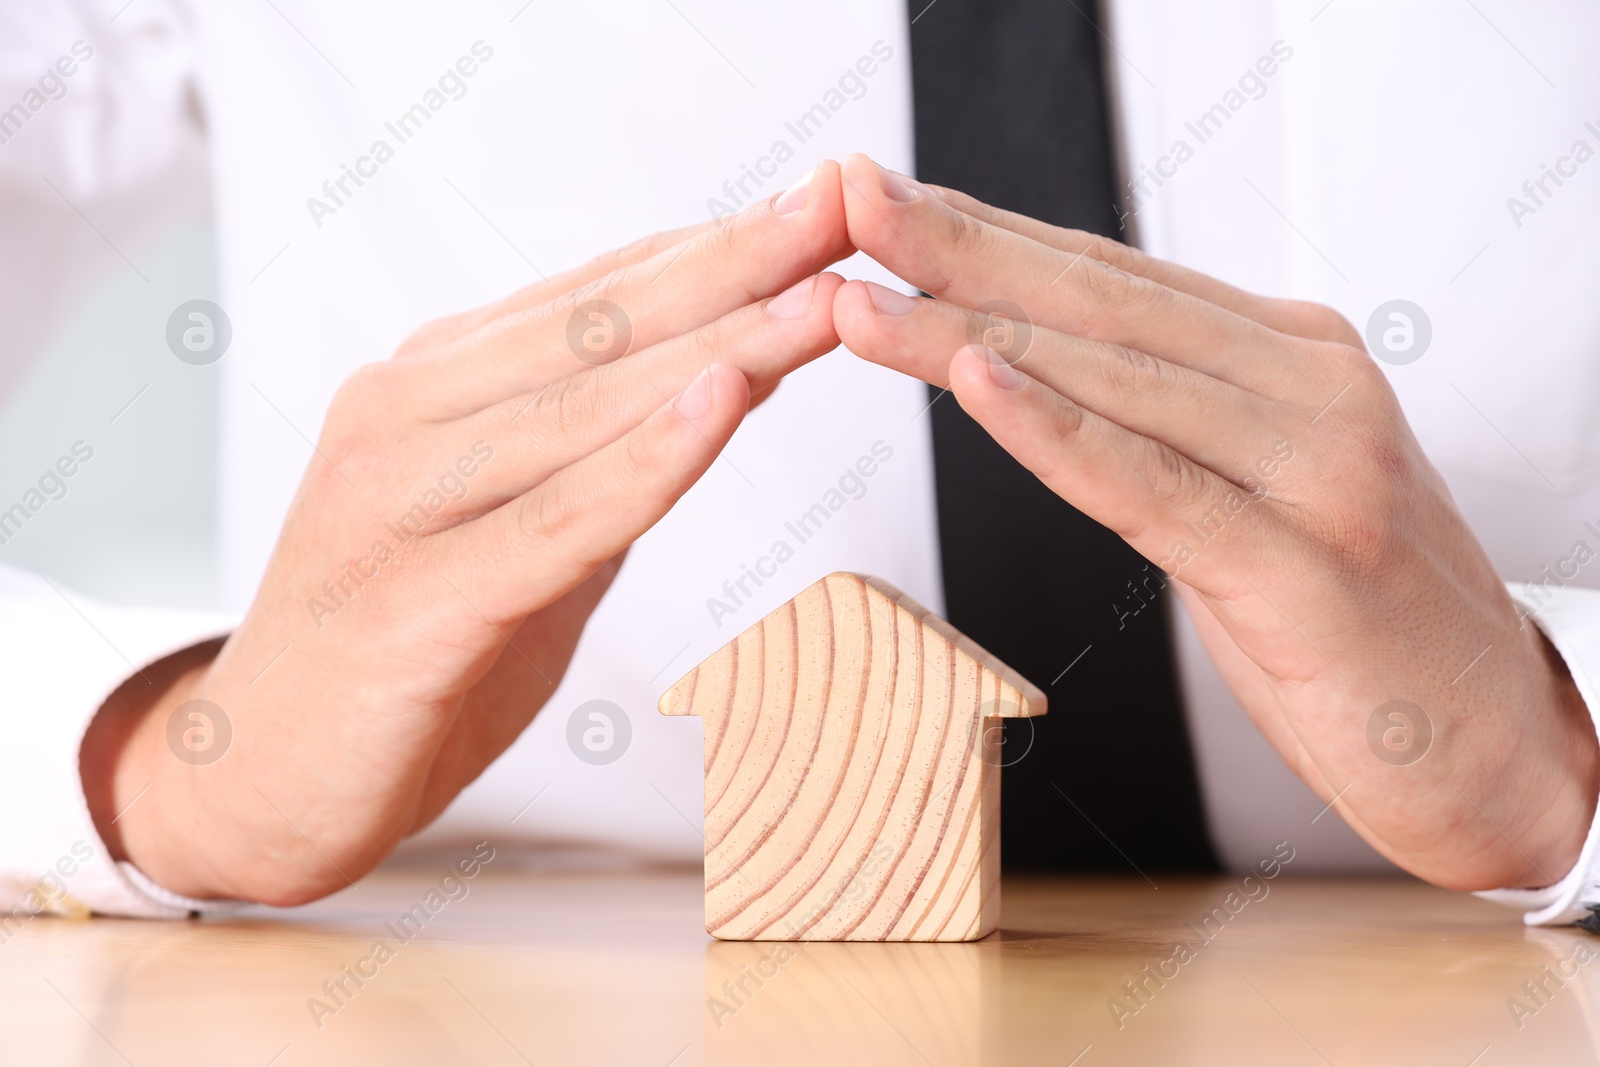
1497, 624, 1600, 890
81, 639, 231, 897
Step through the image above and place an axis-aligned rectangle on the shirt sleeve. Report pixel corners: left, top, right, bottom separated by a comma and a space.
0, 565, 238, 922
0, 0, 206, 406
1476, 582, 1600, 926
0, 0, 199, 198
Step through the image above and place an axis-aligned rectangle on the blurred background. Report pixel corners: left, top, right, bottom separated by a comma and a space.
0, 149, 218, 609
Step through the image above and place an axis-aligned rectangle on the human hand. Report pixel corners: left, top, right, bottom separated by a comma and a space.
82, 163, 851, 905
831, 154, 1597, 891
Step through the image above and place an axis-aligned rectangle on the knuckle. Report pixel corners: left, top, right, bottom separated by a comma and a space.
1082, 231, 1147, 274
620, 423, 657, 485
1098, 342, 1166, 402
1150, 438, 1204, 505
581, 247, 629, 283
673, 220, 754, 302
546, 284, 585, 328
1058, 227, 1096, 252
1075, 260, 1163, 332
690, 314, 729, 363
576, 229, 680, 291
518, 484, 574, 546
931, 211, 988, 294
1315, 504, 1401, 581
1347, 409, 1414, 488
1123, 272, 1176, 321
1304, 415, 1423, 576
536, 372, 589, 439
948, 207, 985, 253
1051, 394, 1085, 439
705, 216, 744, 261
1286, 300, 1363, 348
1328, 340, 1398, 404
318, 363, 404, 482
324, 363, 392, 441
1073, 257, 1128, 316
562, 269, 621, 315
1025, 400, 1085, 487
1289, 336, 1396, 430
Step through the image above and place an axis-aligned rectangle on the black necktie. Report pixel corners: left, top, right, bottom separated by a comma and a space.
909, 0, 1217, 873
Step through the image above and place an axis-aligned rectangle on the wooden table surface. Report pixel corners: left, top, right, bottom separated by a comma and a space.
3, 855, 1598, 1066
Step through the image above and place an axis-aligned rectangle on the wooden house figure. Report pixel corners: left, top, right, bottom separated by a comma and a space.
659, 572, 1047, 942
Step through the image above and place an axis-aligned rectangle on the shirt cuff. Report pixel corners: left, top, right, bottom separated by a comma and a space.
1476, 582, 1600, 926
0, 565, 240, 921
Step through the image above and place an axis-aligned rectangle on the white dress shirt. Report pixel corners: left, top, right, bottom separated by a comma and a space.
1, 0, 1598, 924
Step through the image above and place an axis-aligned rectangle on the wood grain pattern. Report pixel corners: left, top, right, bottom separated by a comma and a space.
3, 872, 1578, 1066
660, 572, 1046, 942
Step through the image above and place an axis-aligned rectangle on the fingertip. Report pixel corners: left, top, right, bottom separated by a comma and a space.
839, 155, 882, 242
861, 280, 919, 315
772, 159, 839, 217
831, 278, 881, 353
673, 362, 749, 428
840, 154, 921, 203
812, 270, 847, 303
775, 159, 850, 261
767, 273, 845, 343
947, 343, 989, 395
950, 343, 1026, 396
811, 271, 846, 347
765, 275, 820, 320
706, 361, 751, 413
833, 278, 917, 335
839, 157, 945, 294
773, 164, 819, 215
832, 283, 951, 388
840, 152, 876, 184
832, 276, 873, 314
809, 158, 844, 206
812, 159, 852, 261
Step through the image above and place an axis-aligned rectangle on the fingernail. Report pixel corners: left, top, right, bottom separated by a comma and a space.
865, 281, 919, 315
877, 162, 918, 203
978, 346, 1025, 390
766, 276, 816, 320
675, 366, 714, 421
775, 166, 816, 215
